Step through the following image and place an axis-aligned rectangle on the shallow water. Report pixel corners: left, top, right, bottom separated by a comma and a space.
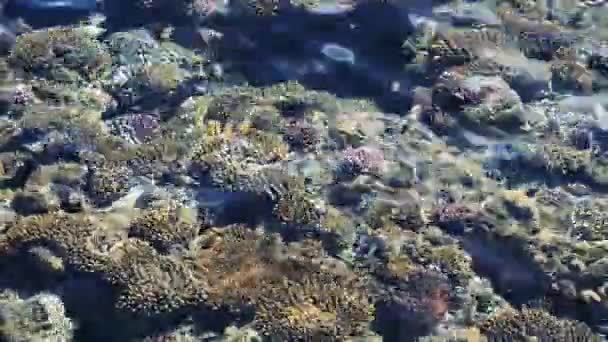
0, 0, 608, 341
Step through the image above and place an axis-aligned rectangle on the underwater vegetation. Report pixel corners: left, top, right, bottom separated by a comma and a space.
10, 25, 111, 83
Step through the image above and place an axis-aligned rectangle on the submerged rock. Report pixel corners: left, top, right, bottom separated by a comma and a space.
460, 75, 526, 132
321, 43, 355, 65
433, 2, 502, 27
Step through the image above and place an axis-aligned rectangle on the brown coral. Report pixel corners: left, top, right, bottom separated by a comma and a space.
269, 174, 323, 227
0, 211, 105, 273
85, 160, 133, 207
128, 205, 203, 253
190, 225, 374, 340
479, 307, 601, 341
109, 239, 208, 315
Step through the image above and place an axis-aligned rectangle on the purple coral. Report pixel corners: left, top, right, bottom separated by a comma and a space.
108, 113, 161, 144
340, 146, 384, 176
13, 84, 33, 106
283, 120, 320, 152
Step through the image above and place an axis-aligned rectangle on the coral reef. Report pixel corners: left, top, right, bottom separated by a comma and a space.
2, 2, 608, 341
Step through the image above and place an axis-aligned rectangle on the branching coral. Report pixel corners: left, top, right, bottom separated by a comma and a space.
190, 225, 374, 340
129, 204, 203, 253
432, 202, 479, 234
205, 92, 257, 124
539, 144, 591, 177
127, 136, 190, 180
85, 160, 133, 207
0, 207, 209, 317
31, 80, 114, 110
190, 120, 289, 166
570, 200, 608, 242
282, 119, 321, 152
478, 307, 600, 341
266, 172, 323, 227
363, 199, 424, 231
253, 272, 373, 340
0, 211, 105, 273
412, 243, 475, 286
109, 239, 208, 315
339, 146, 385, 178
107, 113, 161, 145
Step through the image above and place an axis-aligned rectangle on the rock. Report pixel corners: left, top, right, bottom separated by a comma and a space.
556, 278, 578, 300
382, 161, 415, 188
494, 49, 552, 102
321, 43, 355, 65
460, 75, 526, 132
53, 184, 86, 212
587, 257, 608, 278
433, 2, 502, 27
287, 158, 328, 187
11, 189, 60, 215
334, 111, 387, 146
0, 25, 15, 56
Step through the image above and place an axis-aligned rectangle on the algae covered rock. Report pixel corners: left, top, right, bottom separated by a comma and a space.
10, 26, 111, 83
460, 75, 526, 132
134, 62, 187, 94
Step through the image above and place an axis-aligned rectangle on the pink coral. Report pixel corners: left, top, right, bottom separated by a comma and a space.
340, 146, 384, 175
